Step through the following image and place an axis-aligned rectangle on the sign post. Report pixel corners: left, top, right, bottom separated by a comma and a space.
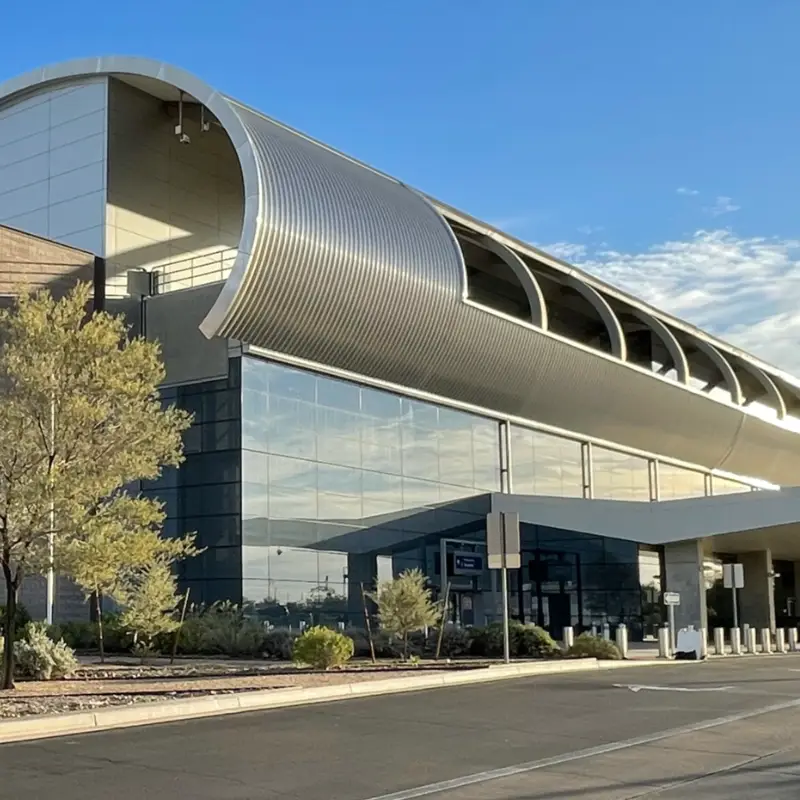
487, 511, 521, 664
723, 563, 745, 629
663, 591, 680, 655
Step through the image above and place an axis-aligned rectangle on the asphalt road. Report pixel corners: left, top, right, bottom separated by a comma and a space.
2, 658, 800, 799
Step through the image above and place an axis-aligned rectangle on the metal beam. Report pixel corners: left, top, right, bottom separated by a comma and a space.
690, 339, 743, 405
479, 234, 548, 330
628, 309, 689, 385
564, 275, 627, 360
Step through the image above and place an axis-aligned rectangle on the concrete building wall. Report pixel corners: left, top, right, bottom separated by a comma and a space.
0, 78, 108, 256
106, 79, 243, 297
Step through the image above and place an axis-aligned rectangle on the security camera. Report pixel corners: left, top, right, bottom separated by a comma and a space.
174, 124, 191, 145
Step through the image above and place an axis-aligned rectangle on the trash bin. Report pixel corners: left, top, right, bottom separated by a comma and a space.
675, 626, 705, 660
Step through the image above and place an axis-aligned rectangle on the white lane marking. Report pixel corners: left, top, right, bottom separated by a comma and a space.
360, 696, 800, 800
613, 683, 733, 693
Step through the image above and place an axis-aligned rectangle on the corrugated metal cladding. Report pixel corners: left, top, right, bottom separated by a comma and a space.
2, 58, 799, 485
217, 100, 800, 485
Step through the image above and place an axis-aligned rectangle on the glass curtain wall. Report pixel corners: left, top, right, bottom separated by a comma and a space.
592, 447, 651, 501
657, 463, 707, 499
240, 357, 500, 625
509, 427, 583, 496
142, 359, 243, 605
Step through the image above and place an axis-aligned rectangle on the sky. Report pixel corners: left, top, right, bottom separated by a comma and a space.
2, 1, 799, 371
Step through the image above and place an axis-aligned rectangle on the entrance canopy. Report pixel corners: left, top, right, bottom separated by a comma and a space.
492, 489, 800, 559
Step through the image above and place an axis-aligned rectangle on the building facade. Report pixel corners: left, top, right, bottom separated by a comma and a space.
2, 57, 800, 638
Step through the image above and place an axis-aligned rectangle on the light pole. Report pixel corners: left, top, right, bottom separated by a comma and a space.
45, 393, 55, 626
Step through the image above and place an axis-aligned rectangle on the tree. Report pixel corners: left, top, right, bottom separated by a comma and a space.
117, 561, 182, 662
61, 498, 198, 662
0, 284, 190, 688
370, 568, 442, 659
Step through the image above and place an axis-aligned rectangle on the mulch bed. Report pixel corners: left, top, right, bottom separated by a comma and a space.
0, 659, 484, 719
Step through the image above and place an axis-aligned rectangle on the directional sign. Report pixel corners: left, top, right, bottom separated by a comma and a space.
723, 563, 745, 589
486, 511, 521, 569
663, 592, 681, 606
453, 552, 484, 576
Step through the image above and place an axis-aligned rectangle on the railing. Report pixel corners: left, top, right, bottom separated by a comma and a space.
151, 249, 238, 294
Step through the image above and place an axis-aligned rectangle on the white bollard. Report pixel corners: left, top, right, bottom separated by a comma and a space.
615, 624, 629, 659
776, 628, 787, 654
563, 626, 574, 651
658, 625, 671, 658
742, 623, 750, 644
789, 627, 799, 652
760, 628, 772, 654
699, 628, 708, 659
713, 627, 726, 655
730, 627, 742, 655
602, 623, 611, 641
746, 627, 757, 654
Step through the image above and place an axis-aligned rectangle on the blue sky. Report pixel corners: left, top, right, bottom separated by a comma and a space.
3, 1, 800, 369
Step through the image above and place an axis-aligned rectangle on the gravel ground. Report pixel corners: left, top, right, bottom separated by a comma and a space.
0, 660, 478, 719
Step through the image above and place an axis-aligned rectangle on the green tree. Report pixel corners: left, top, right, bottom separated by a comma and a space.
370, 568, 442, 659
0, 284, 190, 688
118, 561, 182, 662
61, 498, 198, 662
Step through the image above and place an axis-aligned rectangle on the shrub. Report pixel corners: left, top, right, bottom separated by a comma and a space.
292, 626, 354, 669
516, 625, 561, 658
262, 629, 295, 660
51, 620, 97, 651
0, 603, 31, 640
431, 626, 473, 658
567, 633, 622, 661
12, 622, 78, 680
180, 602, 267, 657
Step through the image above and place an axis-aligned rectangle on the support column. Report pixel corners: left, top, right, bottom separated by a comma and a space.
738, 550, 776, 633
663, 540, 707, 631
346, 553, 378, 623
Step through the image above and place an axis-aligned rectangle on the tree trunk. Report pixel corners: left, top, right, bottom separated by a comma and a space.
2, 564, 17, 690
95, 591, 105, 663
403, 631, 408, 661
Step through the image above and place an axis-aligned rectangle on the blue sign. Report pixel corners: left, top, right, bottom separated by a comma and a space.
453, 552, 484, 576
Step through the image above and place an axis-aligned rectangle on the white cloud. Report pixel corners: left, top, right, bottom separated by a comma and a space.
677, 187, 700, 196
577, 224, 604, 235
706, 195, 740, 216
537, 229, 800, 374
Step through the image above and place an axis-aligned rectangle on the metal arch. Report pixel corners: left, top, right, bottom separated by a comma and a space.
0, 55, 264, 338
689, 338, 744, 405
627, 309, 689, 385
740, 363, 787, 419
563, 275, 627, 360
478, 234, 548, 329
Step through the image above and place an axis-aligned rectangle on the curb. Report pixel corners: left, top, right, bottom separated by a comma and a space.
0, 657, 675, 745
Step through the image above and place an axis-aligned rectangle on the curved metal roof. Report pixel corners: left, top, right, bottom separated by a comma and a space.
2, 57, 800, 485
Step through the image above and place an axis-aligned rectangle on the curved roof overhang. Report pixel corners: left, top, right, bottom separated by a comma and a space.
2, 57, 800, 486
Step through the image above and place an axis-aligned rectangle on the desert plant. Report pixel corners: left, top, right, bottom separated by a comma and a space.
49, 620, 97, 651
0, 284, 190, 688
430, 626, 473, 658
369, 569, 441, 659
0, 603, 31, 640
12, 622, 78, 680
263, 629, 295, 660
567, 633, 622, 660
119, 563, 182, 661
516, 624, 561, 658
292, 626, 354, 669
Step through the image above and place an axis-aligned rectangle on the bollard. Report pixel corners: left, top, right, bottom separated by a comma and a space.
776, 628, 787, 654
713, 627, 726, 655
591, 624, 598, 637
730, 627, 742, 655
602, 623, 611, 641
789, 628, 799, 652
760, 628, 772, 654
699, 628, 708, 659
615, 624, 629, 659
746, 627, 757, 654
742, 623, 750, 644
563, 626, 574, 651
658, 625, 671, 658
